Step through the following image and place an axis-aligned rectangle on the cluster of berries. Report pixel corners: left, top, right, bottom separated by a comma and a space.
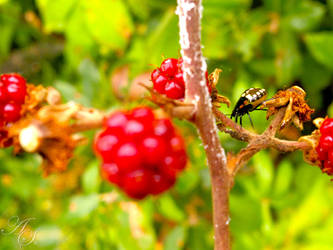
316, 118, 333, 175
151, 58, 210, 100
0, 73, 27, 147
94, 107, 187, 199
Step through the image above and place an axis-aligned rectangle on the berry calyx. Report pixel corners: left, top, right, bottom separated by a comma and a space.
94, 107, 188, 199
151, 57, 211, 100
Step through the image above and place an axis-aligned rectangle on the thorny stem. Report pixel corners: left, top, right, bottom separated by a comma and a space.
177, 1, 231, 249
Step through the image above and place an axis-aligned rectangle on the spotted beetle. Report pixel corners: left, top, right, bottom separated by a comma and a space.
231, 88, 267, 127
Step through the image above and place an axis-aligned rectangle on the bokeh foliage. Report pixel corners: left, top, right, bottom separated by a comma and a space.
0, 0, 333, 249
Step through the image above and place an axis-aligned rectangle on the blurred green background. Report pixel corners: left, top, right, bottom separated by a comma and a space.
1, 0, 333, 249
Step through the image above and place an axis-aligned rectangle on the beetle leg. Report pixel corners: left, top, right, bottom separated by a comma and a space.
247, 112, 254, 128
240, 116, 243, 127
235, 113, 238, 123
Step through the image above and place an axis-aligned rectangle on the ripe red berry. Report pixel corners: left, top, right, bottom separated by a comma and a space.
0, 73, 26, 86
94, 107, 188, 199
151, 68, 161, 83
151, 173, 175, 195
170, 135, 186, 154
319, 135, 333, 151
151, 57, 211, 100
316, 145, 327, 161
0, 85, 8, 104
316, 118, 333, 175
102, 163, 122, 185
164, 80, 184, 99
124, 120, 147, 140
94, 131, 120, 162
1, 103, 21, 122
328, 149, 333, 162
131, 107, 154, 124
104, 111, 128, 133
174, 72, 185, 85
140, 136, 167, 165
160, 58, 178, 76
129, 107, 154, 133
6, 80, 26, 104
123, 169, 153, 199
0, 73, 27, 125
160, 154, 187, 179
153, 119, 174, 139
320, 118, 333, 135
153, 74, 168, 94
114, 142, 142, 171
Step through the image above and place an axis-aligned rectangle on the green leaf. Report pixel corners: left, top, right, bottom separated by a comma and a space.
163, 225, 188, 250
274, 30, 302, 85
175, 169, 200, 195
204, 0, 251, 12
35, 225, 63, 246
146, 9, 179, 65
328, 102, 333, 117
260, 200, 273, 237
0, 3, 19, 57
157, 194, 185, 222
301, 54, 332, 108
82, 160, 101, 194
83, 0, 134, 52
64, 4, 95, 67
36, 0, 77, 32
273, 160, 293, 197
305, 32, 333, 70
284, 1, 325, 32
253, 151, 274, 195
328, 0, 333, 21
248, 59, 275, 77
67, 194, 99, 219
78, 59, 101, 105
286, 178, 328, 239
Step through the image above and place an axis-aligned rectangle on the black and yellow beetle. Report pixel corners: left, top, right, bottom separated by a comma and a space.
231, 88, 267, 127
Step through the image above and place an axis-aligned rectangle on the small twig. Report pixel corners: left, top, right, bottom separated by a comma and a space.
214, 106, 311, 177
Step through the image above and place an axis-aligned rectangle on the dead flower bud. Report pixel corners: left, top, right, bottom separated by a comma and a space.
19, 124, 42, 152
261, 86, 314, 130
12, 101, 103, 176
208, 69, 231, 108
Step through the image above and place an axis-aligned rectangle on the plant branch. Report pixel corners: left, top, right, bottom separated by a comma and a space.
177, 1, 231, 249
213, 106, 312, 177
